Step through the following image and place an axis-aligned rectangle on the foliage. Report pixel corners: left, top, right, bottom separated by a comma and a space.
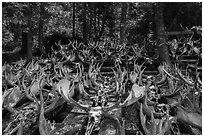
2, 2, 202, 51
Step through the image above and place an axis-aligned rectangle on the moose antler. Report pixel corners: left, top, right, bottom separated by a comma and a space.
87, 63, 103, 90
174, 65, 195, 86
22, 68, 46, 101
132, 44, 145, 58
103, 79, 145, 112
129, 62, 145, 86
161, 63, 195, 87
156, 65, 168, 86
160, 63, 180, 81
2, 87, 20, 114
39, 89, 51, 135
2, 63, 23, 88
140, 104, 176, 135
177, 106, 202, 130
56, 74, 90, 112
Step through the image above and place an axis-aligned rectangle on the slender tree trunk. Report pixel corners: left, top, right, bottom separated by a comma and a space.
97, 17, 105, 40
72, 2, 75, 38
89, 3, 93, 41
13, 27, 20, 45
94, 8, 97, 41
97, 15, 100, 39
155, 3, 171, 67
26, 4, 33, 63
13, 31, 18, 44
119, 3, 128, 44
21, 31, 27, 55
82, 3, 88, 44
38, 2, 46, 57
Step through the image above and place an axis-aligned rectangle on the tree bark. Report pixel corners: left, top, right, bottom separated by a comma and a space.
26, 4, 33, 63
155, 3, 171, 67
119, 3, 128, 44
89, 3, 93, 41
97, 14, 100, 39
94, 8, 97, 41
21, 31, 27, 55
13, 23, 21, 45
82, 3, 88, 44
96, 17, 105, 41
38, 2, 46, 57
72, 2, 75, 38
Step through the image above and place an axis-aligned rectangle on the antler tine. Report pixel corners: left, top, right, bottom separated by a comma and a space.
104, 74, 143, 112
73, 63, 80, 82
81, 63, 85, 75
60, 81, 90, 112
196, 72, 202, 86
132, 62, 145, 85
72, 40, 77, 50
174, 65, 194, 86
156, 65, 167, 85
39, 87, 51, 135
103, 72, 128, 112
58, 63, 65, 78
161, 65, 180, 81
133, 60, 138, 72
22, 70, 35, 101
90, 63, 97, 76
90, 74, 100, 88
103, 97, 122, 112
75, 63, 83, 78
140, 103, 150, 134
78, 80, 94, 98
53, 64, 62, 78
3, 67, 16, 88
121, 67, 127, 84
116, 74, 126, 95
88, 63, 92, 78
138, 64, 145, 86
96, 63, 103, 73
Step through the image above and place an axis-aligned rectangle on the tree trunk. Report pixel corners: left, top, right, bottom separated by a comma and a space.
72, 2, 75, 38
96, 17, 105, 41
26, 4, 33, 63
21, 31, 27, 55
119, 3, 128, 44
97, 15, 100, 39
155, 3, 171, 67
82, 3, 88, 44
89, 3, 93, 41
13, 24, 20, 45
94, 8, 97, 41
13, 31, 19, 45
38, 2, 46, 57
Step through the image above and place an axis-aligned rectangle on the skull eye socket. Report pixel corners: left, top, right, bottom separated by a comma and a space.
158, 106, 162, 110
152, 88, 157, 92
163, 106, 167, 111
